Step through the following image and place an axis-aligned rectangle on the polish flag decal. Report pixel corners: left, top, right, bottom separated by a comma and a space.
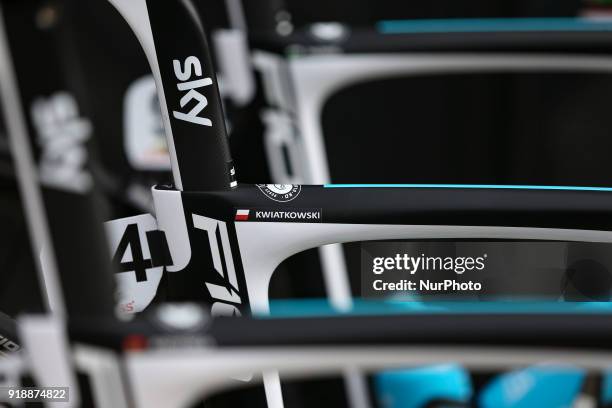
235, 209, 250, 221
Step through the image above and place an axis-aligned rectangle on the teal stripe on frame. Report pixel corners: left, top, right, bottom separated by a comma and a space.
324, 184, 612, 192
262, 298, 612, 318
378, 18, 612, 34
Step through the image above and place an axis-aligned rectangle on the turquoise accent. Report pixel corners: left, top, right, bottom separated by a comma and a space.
324, 183, 612, 192
375, 364, 472, 408
601, 370, 612, 403
264, 298, 604, 407
263, 298, 612, 318
480, 365, 585, 408
378, 18, 612, 34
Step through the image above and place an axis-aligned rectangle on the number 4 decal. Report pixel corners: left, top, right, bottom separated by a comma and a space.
105, 214, 172, 313
113, 224, 151, 282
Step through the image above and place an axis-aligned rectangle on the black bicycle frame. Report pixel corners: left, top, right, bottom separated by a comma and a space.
0, 0, 116, 318
102, 0, 612, 315
5, 1, 612, 407
3, 0, 612, 343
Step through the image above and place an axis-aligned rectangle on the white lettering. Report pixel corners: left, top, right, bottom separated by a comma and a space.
172, 56, 213, 126
31, 92, 93, 192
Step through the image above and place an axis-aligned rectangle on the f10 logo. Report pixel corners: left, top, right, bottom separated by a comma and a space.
192, 214, 242, 317
172, 56, 213, 126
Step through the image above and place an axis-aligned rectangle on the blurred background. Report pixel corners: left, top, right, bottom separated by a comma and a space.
4, 0, 612, 406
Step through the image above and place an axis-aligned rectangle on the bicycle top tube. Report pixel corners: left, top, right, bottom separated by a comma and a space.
377, 18, 612, 34
325, 184, 612, 192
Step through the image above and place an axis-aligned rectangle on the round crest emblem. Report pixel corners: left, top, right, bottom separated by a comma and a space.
256, 184, 301, 202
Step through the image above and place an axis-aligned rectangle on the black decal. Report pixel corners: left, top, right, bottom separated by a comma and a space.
113, 224, 152, 282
